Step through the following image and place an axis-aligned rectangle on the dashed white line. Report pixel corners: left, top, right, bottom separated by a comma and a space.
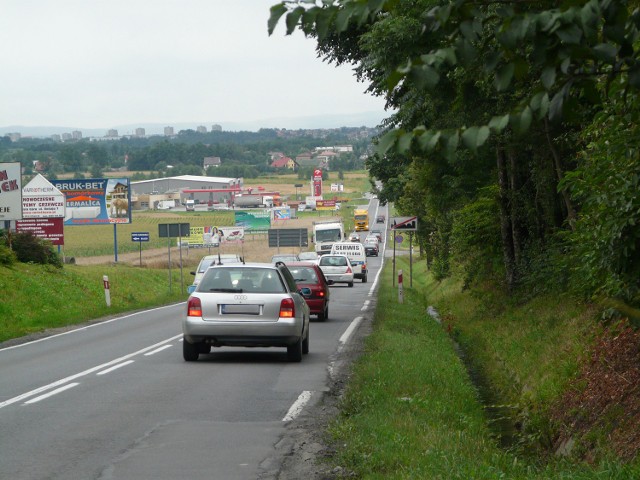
0, 334, 182, 409
144, 345, 173, 356
23, 383, 80, 405
96, 360, 134, 375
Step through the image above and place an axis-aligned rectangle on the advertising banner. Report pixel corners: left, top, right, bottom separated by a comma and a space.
22, 174, 65, 218
234, 211, 271, 231
316, 200, 336, 211
0, 162, 23, 220
185, 226, 245, 247
15, 218, 64, 245
272, 207, 291, 220
51, 178, 131, 226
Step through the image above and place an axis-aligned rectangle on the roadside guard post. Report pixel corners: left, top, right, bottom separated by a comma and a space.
398, 269, 404, 304
103, 275, 111, 307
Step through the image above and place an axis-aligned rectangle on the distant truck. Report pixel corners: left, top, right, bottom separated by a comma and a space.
354, 208, 369, 232
157, 200, 175, 210
312, 220, 345, 255
233, 194, 274, 208
185, 199, 195, 211
305, 196, 320, 211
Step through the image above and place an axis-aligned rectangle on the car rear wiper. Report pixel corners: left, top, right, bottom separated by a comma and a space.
208, 288, 242, 293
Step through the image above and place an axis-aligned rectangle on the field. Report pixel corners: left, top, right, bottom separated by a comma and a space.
63, 171, 372, 266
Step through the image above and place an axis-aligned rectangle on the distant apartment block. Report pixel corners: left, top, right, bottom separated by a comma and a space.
62, 133, 72, 141
51, 134, 61, 142
135, 128, 146, 137
164, 126, 174, 136
106, 129, 119, 138
72, 130, 82, 140
196, 125, 207, 133
211, 124, 222, 132
8, 132, 21, 142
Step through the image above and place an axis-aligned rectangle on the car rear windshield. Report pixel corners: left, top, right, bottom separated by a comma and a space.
320, 256, 347, 266
288, 267, 319, 284
199, 267, 286, 293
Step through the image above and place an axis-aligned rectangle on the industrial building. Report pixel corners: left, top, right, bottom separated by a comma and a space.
131, 175, 243, 210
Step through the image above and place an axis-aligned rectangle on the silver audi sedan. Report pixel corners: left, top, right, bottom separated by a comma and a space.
183, 262, 310, 362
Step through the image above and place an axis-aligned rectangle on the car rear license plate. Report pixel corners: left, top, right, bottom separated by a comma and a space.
221, 304, 260, 315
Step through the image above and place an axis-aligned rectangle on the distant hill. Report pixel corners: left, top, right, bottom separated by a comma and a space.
0, 111, 389, 139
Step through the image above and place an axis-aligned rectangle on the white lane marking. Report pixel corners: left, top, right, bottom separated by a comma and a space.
96, 360, 134, 375
361, 300, 370, 311
0, 334, 182, 410
282, 390, 313, 422
144, 345, 173, 356
0, 304, 185, 353
339, 316, 363, 345
23, 383, 80, 405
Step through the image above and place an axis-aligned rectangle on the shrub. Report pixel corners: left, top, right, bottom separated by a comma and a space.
0, 231, 62, 268
0, 244, 17, 266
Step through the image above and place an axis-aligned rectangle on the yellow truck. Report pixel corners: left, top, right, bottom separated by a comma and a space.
354, 208, 369, 232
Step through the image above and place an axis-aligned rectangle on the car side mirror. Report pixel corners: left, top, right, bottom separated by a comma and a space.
299, 287, 312, 297
190, 271, 196, 276
326, 280, 334, 285
187, 285, 197, 294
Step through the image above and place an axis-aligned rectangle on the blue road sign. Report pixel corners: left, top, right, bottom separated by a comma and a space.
131, 232, 150, 242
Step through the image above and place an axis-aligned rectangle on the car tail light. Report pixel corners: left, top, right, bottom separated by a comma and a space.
279, 298, 295, 318
346, 266, 352, 274
187, 297, 202, 317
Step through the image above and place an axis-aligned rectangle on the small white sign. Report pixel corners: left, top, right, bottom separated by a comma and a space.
22, 174, 66, 218
0, 162, 23, 220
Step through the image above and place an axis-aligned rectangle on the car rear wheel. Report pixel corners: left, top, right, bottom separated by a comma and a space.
302, 327, 309, 355
318, 305, 328, 322
362, 274, 367, 283
348, 281, 354, 288
287, 336, 303, 362
183, 338, 200, 362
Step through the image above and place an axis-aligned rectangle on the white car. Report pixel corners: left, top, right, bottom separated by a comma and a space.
298, 251, 319, 262
188, 254, 245, 294
317, 254, 354, 287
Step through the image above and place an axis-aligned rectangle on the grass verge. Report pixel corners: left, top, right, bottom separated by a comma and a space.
0, 262, 185, 343
326, 256, 640, 478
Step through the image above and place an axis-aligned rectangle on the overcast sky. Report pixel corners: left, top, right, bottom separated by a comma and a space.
0, 0, 388, 132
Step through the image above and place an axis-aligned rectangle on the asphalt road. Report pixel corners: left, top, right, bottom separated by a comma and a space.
0, 200, 388, 480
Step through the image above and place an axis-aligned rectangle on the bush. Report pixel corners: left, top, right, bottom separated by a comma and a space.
0, 231, 62, 268
0, 244, 17, 266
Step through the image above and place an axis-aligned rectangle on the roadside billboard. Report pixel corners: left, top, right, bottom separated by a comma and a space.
234, 211, 271, 231
51, 178, 131, 226
184, 226, 245, 247
0, 162, 23, 221
22, 174, 65, 219
272, 207, 292, 220
15, 218, 64, 245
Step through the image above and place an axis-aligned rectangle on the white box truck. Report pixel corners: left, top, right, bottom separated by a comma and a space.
312, 220, 344, 256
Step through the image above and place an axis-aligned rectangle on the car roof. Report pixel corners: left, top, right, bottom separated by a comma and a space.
285, 261, 320, 267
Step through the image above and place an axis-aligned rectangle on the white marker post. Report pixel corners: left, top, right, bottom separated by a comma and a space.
103, 275, 111, 307
398, 269, 404, 304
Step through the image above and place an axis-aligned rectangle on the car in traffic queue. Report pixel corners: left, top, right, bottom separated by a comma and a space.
363, 237, 379, 256
285, 261, 331, 321
298, 251, 319, 262
317, 254, 354, 287
348, 232, 360, 242
330, 242, 368, 283
369, 228, 384, 243
270, 253, 300, 263
187, 253, 245, 294
183, 262, 310, 362
376, 215, 385, 223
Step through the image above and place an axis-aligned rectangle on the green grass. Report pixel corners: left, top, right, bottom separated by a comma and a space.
326, 256, 640, 478
0, 262, 186, 343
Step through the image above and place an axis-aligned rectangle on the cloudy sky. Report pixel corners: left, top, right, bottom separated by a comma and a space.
0, 0, 388, 132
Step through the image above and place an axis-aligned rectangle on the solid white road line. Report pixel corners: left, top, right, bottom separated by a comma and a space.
0, 334, 182, 410
282, 390, 313, 422
144, 345, 173, 356
23, 383, 80, 405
